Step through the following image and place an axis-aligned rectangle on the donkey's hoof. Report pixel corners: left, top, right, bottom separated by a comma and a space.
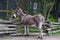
38, 36, 43, 39
38, 36, 40, 38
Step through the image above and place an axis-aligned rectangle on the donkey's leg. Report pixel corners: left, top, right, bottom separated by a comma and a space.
24, 25, 29, 35
24, 26, 27, 35
27, 26, 29, 35
38, 22, 43, 39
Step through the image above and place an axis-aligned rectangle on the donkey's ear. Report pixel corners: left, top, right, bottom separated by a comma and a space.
16, 6, 20, 10
16, 7, 22, 12
16, 7, 22, 10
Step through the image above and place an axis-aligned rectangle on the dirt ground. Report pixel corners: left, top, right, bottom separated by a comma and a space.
0, 36, 60, 40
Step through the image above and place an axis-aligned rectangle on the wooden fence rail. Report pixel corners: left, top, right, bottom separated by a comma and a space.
0, 20, 17, 34
0, 20, 60, 36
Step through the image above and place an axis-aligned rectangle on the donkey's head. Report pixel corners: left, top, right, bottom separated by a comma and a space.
13, 7, 24, 18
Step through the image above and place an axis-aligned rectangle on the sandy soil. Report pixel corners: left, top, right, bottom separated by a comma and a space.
0, 36, 60, 40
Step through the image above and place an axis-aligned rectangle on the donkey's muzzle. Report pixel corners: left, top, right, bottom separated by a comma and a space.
12, 16, 15, 18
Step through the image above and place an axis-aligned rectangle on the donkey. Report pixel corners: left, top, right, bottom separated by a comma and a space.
12, 7, 45, 39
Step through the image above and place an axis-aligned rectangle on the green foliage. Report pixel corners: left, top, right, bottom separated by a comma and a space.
41, 0, 55, 20
49, 15, 55, 22
0, 18, 3, 20
6, 13, 11, 20
15, 16, 21, 21
53, 32, 60, 36
46, 2, 55, 7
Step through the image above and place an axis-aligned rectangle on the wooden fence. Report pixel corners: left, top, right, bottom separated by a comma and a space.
0, 20, 17, 34
0, 20, 60, 36
10, 22, 60, 36
27, 22, 60, 36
